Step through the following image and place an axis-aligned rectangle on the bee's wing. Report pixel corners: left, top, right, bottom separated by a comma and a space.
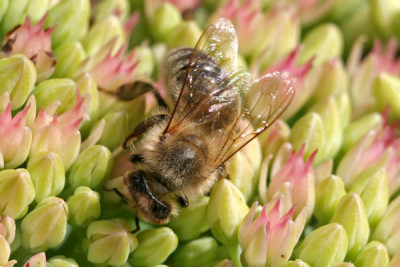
163, 18, 246, 133
212, 72, 296, 168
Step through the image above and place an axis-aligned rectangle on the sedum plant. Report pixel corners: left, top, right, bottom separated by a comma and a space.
0, 0, 400, 266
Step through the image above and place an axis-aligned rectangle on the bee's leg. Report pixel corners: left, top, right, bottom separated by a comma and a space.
132, 214, 140, 234
112, 188, 129, 203
123, 113, 170, 150
216, 163, 230, 180
176, 195, 189, 207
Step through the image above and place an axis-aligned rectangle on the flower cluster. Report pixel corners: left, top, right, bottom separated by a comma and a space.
0, 0, 400, 266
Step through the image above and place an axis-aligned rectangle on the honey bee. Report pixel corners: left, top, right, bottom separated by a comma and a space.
118, 18, 296, 226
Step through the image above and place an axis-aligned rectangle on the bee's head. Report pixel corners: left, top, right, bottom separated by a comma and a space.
123, 169, 174, 225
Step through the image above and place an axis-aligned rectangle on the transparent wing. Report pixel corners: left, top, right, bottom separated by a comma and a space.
212, 72, 296, 168
164, 18, 247, 134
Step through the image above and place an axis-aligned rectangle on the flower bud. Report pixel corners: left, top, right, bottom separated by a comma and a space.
372, 195, 400, 256
27, 151, 65, 203
47, 256, 78, 267
290, 112, 324, 163
69, 145, 112, 189
0, 235, 11, 266
82, 15, 126, 57
227, 137, 261, 201
168, 196, 209, 241
0, 102, 32, 169
134, 45, 155, 77
311, 59, 349, 104
207, 179, 249, 245
86, 218, 137, 266
298, 23, 343, 66
23, 252, 46, 267
335, 92, 352, 129
371, 0, 400, 38
297, 223, 348, 267
0, 0, 8, 23
91, 0, 130, 23
332, 263, 355, 267
353, 241, 389, 267
147, 2, 182, 42
45, 0, 90, 47
373, 73, 400, 119
330, 193, 370, 260
168, 237, 219, 266
32, 79, 77, 114
283, 260, 311, 267
311, 96, 342, 163
0, 169, 35, 219
0, 0, 29, 36
21, 197, 68, 252
98, 111, 129, 151
67, 186, 101, 227
0, 54, 36, 110
341, 112, 383, 153
258, 120, 291, 156
52, 42, 86, 79
350, 167, 389, 227
129, 227, 178, 266
315, 175, 346, 224
167, 20, 202, 49
0, 216, 15, 245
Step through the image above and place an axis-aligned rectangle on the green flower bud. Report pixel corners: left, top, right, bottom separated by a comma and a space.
290, 112, 324, 163
0, 169, 35, 219
47, 256, 78, 267
69, 145, 112, 189
0, 54, 36, 110
98, 111, 129, 151
86, 218, 137, 266
315, 175, 346, 224
27, 151, 65, 203
0, 235, 10, 266
148, 3, 182, 42
372, 195, 400, 256
311, 96, 342, 163
52, 42, 87, 79
75, 73, 100, 137
311, 59, 349, 104
335, 92, 352, 129
350, 167, 389, 227
134, 45, 155, 77
373, 73, 400, 120
168, 196, 209, 241
168, 237, 219, 266
67, 186, 101, 227
343, 114, 383, 154
25, 0, 52, 24
330, 193, 370, 260
283, 260, 311, 267
167, 21, 202, 49
297, 223, 348, 267
129, 227, 177, 267
21, 197, 68, 252
0, 0, 8, 23
298, 24, 343, 66
32, 78, 77, 114
207, 179, 249, 245
0, 216, 15, 245
91, 0, 130, 23
227, 137, 261, 201
45, 0, 90, 48
23, 252, 46, 267
371, 0, 400, 38
0, 0, 29, 36
82, 15, 126, 57
353, 241, 389, 267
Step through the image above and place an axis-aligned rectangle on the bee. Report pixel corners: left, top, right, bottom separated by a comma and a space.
118, 18, 296, 226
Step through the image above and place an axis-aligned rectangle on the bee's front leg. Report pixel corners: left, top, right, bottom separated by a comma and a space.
216, 163, 230, 180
